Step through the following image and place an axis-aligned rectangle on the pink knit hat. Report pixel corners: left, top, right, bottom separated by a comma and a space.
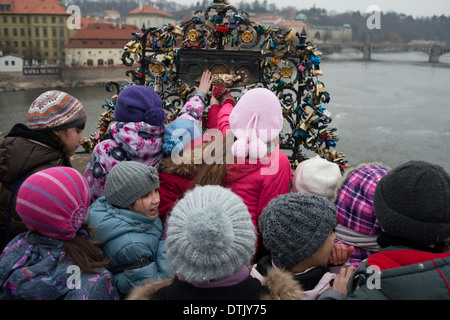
16, 167, 90, 240
229, 88, 284, 159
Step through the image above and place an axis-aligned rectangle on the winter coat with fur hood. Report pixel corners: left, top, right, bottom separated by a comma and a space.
126, 267, 304, 300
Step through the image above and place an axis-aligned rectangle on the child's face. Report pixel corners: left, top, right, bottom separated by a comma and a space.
54, 127, 85, 157
313, 231, 336, 267
129, 189, 160, 219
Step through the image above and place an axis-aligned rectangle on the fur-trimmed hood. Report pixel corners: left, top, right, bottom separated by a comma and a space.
126, 267, 304, 300
157, 153, 200, 178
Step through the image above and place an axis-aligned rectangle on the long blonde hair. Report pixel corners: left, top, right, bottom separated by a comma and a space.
158, 133, 235, 187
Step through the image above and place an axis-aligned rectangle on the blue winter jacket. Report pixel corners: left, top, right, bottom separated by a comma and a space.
88, 197, 173, 295
0, 233, 119, 300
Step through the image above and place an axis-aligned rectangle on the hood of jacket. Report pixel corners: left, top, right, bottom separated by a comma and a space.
347, 245, 450, 300
88, 197, 164, 243
108, 121, 163, 161
83, 121, 164, 202
0, 124, 65, 184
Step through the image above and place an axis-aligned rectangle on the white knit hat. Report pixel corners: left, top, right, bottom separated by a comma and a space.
292, 155, 342, 200
165, 185, 256, 283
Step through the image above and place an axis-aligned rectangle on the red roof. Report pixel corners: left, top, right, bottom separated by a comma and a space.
79, 17, 96, 29
128, 4, 174, 18
66, 23, 139, 48
0, 0, 68, 15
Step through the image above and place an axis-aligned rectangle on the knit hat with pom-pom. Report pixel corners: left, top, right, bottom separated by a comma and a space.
114, 85, 166, 126
229, 88, 283, 159
166, 185, 256, 282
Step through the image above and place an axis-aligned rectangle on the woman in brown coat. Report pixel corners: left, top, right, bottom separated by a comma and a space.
0, 90, 87, 251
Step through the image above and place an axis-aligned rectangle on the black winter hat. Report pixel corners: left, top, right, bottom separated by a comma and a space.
373, 160, 450, 245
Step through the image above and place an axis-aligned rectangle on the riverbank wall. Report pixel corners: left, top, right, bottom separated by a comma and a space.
0, 65, 132, 92
71, 152, 91, 175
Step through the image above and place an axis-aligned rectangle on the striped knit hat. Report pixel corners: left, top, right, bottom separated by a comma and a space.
16, 167, 90, 240
27, 90, 86, 131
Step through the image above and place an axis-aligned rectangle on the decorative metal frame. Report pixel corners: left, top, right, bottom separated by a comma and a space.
84, 0, 348, 169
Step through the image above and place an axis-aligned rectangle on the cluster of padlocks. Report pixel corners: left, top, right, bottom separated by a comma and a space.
83, 0, 348, 169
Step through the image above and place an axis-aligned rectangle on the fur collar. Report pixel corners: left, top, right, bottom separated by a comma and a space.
126, 267, 304, 300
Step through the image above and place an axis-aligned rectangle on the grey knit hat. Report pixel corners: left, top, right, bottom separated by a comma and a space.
104, 161, 159, 208
166, 185, 256, 283
374, 160, 450, 245
259, 192, 337, 269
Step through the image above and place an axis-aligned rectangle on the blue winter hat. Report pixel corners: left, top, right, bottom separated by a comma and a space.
114, 85, 166, 126
163, 118, 203, 156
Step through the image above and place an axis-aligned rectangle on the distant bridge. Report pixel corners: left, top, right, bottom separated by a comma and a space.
318, 42, 450, 63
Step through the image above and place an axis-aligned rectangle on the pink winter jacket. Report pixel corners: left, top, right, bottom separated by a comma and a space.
217, 103, 293, 257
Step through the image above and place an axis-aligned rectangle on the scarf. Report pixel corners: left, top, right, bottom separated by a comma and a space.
335, 223, 380, 252
179, 266, 250, 288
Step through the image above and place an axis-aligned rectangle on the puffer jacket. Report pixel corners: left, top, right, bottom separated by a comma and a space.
0, 233, 119, 300
83, 121, 164, 203
344, 245, 450, 300
88, 197, 173, 296
216, 103, 293, 258
126, 267, 304, 300
0, 124, 67, 251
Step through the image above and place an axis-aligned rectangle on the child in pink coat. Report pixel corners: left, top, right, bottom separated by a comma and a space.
215, 88, 293, 261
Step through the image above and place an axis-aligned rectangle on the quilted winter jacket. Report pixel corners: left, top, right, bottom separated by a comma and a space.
83, 121, 164, 203
88, 197, 173, 296
0, 233, 119, 300
345, 245, 450, 300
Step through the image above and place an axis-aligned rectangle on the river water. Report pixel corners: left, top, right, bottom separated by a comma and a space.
1, 51, 449, 173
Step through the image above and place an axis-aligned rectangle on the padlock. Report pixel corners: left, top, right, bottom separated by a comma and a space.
284, 28, 296, 42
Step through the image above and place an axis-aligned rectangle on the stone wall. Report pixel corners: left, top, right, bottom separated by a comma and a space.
0, 65, 132, 91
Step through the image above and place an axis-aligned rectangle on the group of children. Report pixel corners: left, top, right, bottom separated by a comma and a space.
0, 70, 449, 300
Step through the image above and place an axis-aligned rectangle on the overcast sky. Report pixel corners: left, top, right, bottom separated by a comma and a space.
174, 0, 450, 18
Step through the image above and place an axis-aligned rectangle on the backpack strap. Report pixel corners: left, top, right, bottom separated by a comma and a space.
3, 171, 33, 248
